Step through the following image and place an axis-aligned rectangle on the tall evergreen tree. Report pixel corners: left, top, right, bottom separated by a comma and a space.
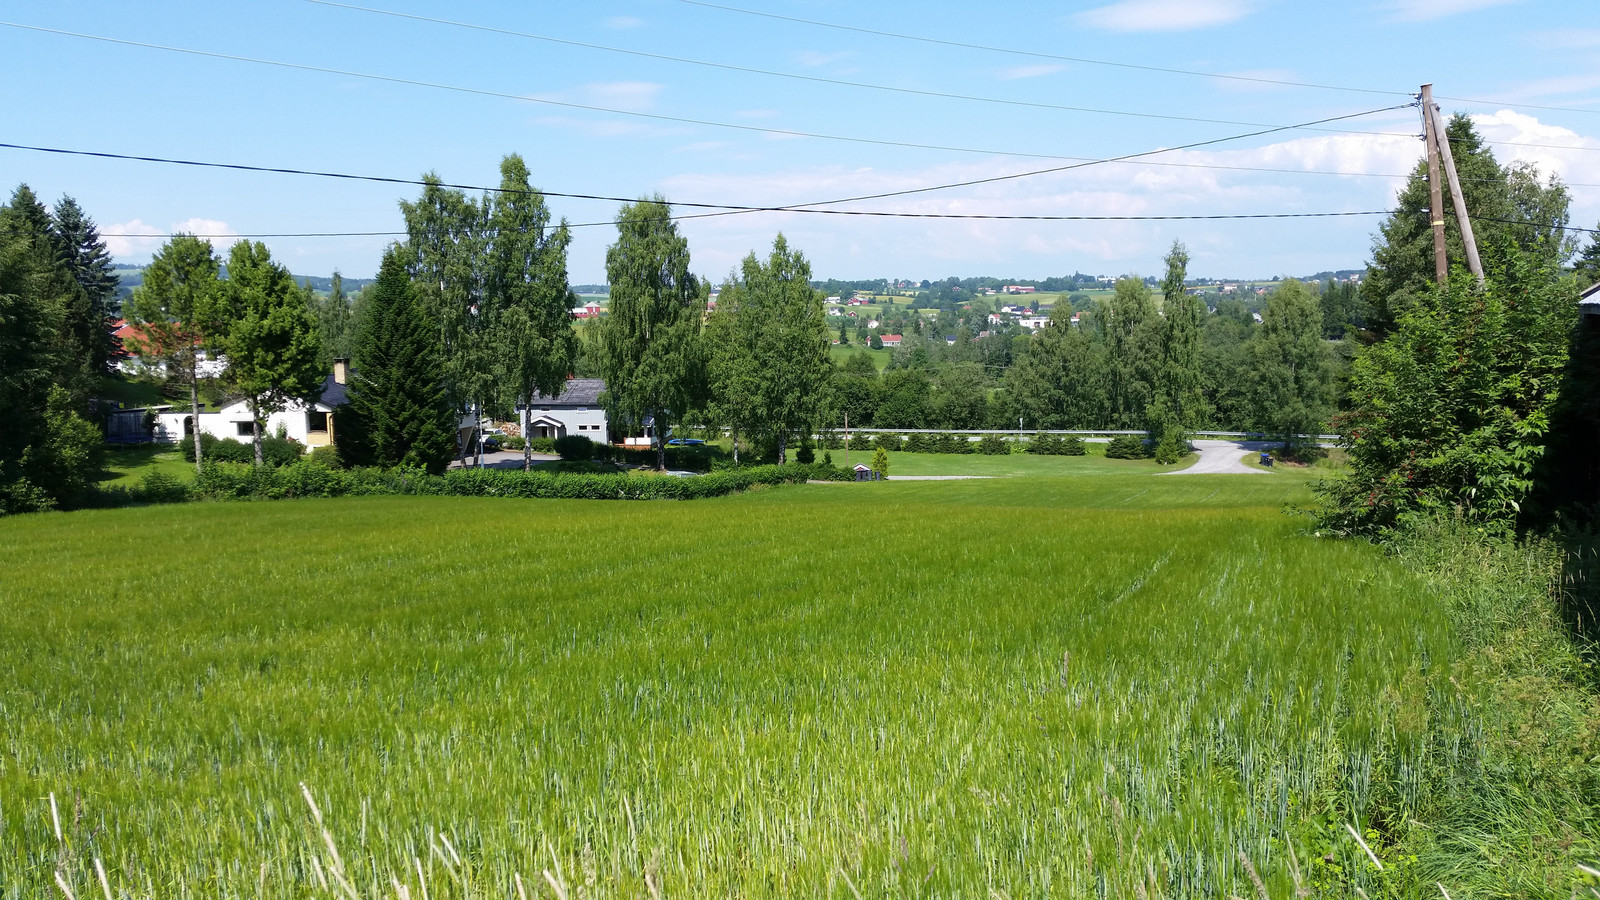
0, 187, 102, 512
597, 197, 707, 470
345, 247, 456, 473
1155, 240, 1205, 433
1361, 115, 1572, 338
126, 234, 224, 473
220, 241, 324, 466
51, 196, 120, 376
487, 154, 580, 471
1575, 222, 1600, 287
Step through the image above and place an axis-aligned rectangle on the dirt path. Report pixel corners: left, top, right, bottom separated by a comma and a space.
1162, 440, 1278, 475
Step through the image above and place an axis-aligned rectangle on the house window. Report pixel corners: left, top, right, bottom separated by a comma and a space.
235, 422, 255, 437
307, 411, 329, 433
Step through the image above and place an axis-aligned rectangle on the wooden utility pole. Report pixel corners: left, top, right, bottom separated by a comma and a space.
1427, 97, 1485, 286
1421, 84, 1448, 286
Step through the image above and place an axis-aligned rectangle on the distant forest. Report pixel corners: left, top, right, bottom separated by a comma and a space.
110, 264, 375, 300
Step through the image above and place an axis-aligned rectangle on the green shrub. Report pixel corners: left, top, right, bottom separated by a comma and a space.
930, 432, 957, 454
873, 433, 903, 453
796, 442, 815, 464
500, 435, 526, 450
1152, 427, 1190, 465
190, 460, 833, 502
1104, 435, 1148, 459
553, 434, 595, 461
1027, 433, 1061, 455
138, 470, 188, 504
820, 431, 843, 450
307, 445, 343, 469
530, 437, 556, 453
977, 433, 1010, 455
952, 434, 975, 454
847, 432, 872, 451
903, 432, 929, 453
1060, 436, 1087, 456
198, 433, 303, 466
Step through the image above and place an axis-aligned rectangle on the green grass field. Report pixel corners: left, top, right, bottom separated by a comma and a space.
1, 472, 1446, 898
863, 443, 1198, 477
99, 444, 198, 487
827, 343, 892, 369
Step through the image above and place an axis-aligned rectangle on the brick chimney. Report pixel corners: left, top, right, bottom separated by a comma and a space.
333, 358, 349, 385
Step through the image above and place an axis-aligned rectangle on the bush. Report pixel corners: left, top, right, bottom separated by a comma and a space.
1152, 426, 1190, 465
138, 470, 189, 504
977, 433, 1010, 455
553, 434, 595, 461
820, 431, 843, 450
847, 432, 872, 451
189, 460, 833, 502
198, 432, 304, 467
1027, 433, 1061, 455
1104, 435, 1148, 459
796, 442, 815, 464
930, 432, 958, 454
500, 435, 526, 450
308, 446, 344, 469
874, 433, 903, 453
903, 432, 929, 453
1060, 436, 1086, 456
952, 434, 975, 454
529, 437, 556, 453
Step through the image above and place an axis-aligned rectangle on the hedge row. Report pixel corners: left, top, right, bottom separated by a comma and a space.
821, 432, 1089, 456
170, 460, 851, 503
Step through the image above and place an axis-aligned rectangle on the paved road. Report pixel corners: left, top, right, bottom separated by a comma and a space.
447, 450, 558, 470
1163, 439, 1279, 475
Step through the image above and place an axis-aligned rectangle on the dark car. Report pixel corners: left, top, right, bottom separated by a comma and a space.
666, 438, 706, 447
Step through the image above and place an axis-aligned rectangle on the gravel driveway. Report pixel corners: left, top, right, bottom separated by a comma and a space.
1163, 439, 1279, 475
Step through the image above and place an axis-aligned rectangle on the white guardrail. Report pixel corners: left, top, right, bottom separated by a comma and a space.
809, 428, 1340, 440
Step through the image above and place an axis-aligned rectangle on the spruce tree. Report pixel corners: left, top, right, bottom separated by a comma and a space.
51, 196, 120, 375
1155, 240, 1205, 433
345, 247, 456, 473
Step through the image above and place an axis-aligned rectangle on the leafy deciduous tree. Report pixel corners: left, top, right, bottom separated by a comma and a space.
221, 241, 324, 466
126, 234, 224, 473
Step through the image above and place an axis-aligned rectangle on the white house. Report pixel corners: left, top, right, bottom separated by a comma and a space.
1018, 315, 1051, 330
153, 359, 351, 449
518, 377, 609, 442
880, 334, 903, 347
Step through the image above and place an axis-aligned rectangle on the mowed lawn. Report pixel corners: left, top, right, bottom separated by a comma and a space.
1, 475, 1445, 898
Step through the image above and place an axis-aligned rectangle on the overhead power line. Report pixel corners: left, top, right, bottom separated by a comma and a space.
4, 20, 1592, 155
300, 0, 1402, 134
676, 0, 1600, 118
0, 104, 1411, 226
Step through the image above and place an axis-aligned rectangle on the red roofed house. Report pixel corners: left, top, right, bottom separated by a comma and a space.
879, 334, 903, 348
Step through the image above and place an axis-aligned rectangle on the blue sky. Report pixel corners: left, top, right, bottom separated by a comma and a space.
3, 0, 1598, 283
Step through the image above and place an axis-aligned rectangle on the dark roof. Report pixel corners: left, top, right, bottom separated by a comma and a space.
528, 377, 604, 408
318, 374, 349, 408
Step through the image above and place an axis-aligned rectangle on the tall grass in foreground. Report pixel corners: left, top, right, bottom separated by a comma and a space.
1, 477, 1449, 897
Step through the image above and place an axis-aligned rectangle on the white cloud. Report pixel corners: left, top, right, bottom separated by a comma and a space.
103, 218, 237, 262
1074, 0, 1253, 32
603, 16, 642, 29
1380, 0, 1520, 22
102, 219, 164, 261
998, 64, 1066, 80
581, 81, 663, 112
